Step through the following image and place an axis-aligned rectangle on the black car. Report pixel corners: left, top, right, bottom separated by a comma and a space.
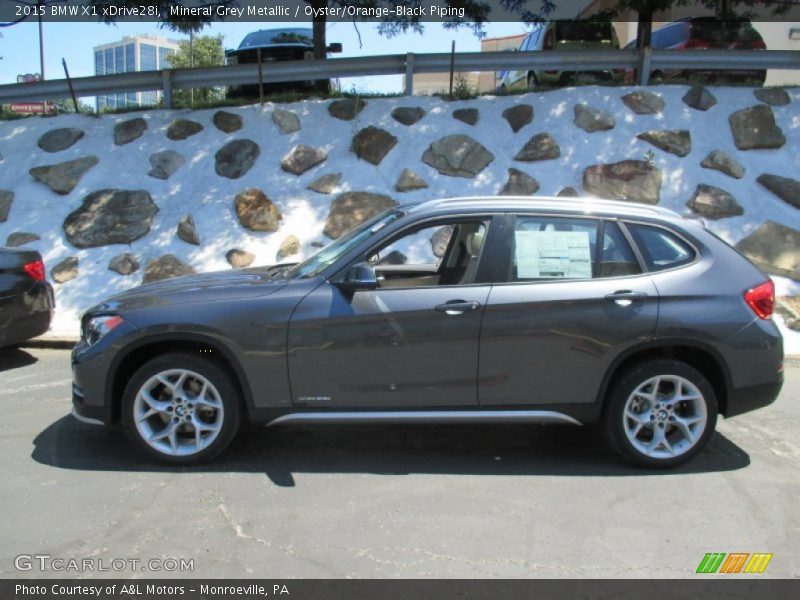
0, 247, 54, 347
71, 197, 783, 468
225, 28, 342, 97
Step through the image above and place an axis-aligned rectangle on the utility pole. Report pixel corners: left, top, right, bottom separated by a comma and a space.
189, 29, 194, 106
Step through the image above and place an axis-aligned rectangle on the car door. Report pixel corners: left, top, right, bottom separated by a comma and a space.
478, 215, 659, 407
288, 217, 496, 409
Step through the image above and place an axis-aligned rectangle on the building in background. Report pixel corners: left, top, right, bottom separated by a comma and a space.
93, 34, 179, 111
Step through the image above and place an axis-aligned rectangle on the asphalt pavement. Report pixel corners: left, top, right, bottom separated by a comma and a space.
0, 347, 798, 578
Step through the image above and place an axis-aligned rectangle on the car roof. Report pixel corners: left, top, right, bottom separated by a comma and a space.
407, 196, 683, 221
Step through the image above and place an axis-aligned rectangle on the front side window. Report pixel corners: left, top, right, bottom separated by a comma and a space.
508, 216, 641, 282
366, 220, 489, 288
626, 223, 695, 272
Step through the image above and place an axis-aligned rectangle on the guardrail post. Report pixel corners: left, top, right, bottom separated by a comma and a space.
637, 47, 652, 86
405, 53, 415, 96
161, 69, 173, 109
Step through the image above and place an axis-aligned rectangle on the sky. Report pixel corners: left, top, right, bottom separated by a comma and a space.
0, 19, 536, 94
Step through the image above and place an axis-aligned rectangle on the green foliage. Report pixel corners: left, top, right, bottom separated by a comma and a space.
450, 76, 478, 100
165, 35, 225, 107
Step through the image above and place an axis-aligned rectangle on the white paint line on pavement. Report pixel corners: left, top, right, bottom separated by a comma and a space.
0, 379, 72, 396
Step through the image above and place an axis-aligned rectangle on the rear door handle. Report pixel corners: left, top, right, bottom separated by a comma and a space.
605, 290, 648, 305
435, 300, 481, 314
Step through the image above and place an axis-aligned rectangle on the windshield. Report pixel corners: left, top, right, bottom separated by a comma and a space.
239, 28, 313, 49
285, 210, 405, 280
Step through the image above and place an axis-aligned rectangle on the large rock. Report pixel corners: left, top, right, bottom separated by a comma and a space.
351, 126, 397, 165
308, 173, 342, 194
637, 130, 691, 157
328, 98, 366, 121
142, 254, 196, 284
777, 296, 800, 331
700, 150, 745, 179
114, 117, 147, 145
682, 85, 717, 111
514, 133, 561, 162
453, 108, 479, 126
51, 257, 78, 284
215, 139, 260, 179
37, 128, 84, 153
621, 91, 664, 114
735, 221, 800, 280
147, 150, 184, 180
6, 232, 40, 247
108, 253, 139, 276
29, 156, 98, 195
234, 188, 282, 232
502, 104, 533, 133
272, 108, 300, 134
391, 106, 425, 126
226, 249, 255, 269
281, 144, 327, 175
422, 135, 494, 178
500, 168, 539, 196
395, 168, 428, 192
685, 184, 743, 220
557, 186, 580, 197
323, 192, 399, 239
277, 235, 300, 260
213, 110, 243, 133
757, 174, 800, 210
583, 160, 662, 205
166, 118, 203, 140
573, 104, 615, 132
63, 189, 158, 248
0, 190, 12, 222
177, 214, 200, 245
729, 105, 786, 150
754, 88, 790, 107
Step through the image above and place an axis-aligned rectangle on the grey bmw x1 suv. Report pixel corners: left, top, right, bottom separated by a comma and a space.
71, 197, 784, 467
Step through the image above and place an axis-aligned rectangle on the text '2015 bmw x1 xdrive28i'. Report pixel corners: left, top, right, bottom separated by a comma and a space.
71, 197, 784, 467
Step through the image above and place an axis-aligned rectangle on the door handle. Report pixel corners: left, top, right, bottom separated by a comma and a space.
435, 300, 481, 314
605, 290, 648, 305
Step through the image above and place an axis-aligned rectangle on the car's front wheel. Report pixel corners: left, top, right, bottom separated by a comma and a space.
605, 360, 717, 468
121, 352, 242, 465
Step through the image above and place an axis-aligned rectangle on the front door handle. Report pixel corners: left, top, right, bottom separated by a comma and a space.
435, 300, 481, 314
605, 290, 648, 305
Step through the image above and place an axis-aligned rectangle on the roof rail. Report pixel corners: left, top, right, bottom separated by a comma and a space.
424, 196, 680, 218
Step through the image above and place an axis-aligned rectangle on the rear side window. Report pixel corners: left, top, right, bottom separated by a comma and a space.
626, 223, 695, 272
507, 216, 641, 281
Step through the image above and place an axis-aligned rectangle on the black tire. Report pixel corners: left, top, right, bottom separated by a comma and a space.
121, 352, 242, 465
604, 359, 718, 469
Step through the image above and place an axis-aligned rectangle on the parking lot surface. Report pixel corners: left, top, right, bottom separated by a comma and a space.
1, 347, 798, 578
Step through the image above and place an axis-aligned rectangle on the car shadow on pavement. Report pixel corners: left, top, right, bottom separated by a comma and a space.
32, 415, 750, 485
0, 347, 38, 373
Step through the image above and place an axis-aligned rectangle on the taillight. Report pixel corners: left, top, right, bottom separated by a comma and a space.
684, 38, 712, 49
23, 259, 45, 282
744, 280, 775, 319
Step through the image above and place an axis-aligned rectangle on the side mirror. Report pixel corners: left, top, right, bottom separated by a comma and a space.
338, 262, 377, 291
327, 42, 343, 53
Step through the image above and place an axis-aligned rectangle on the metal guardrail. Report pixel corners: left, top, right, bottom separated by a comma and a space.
1, 49, 798, 106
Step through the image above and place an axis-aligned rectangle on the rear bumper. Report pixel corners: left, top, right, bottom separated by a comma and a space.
724, 377, 783, 418
0, 282, 54, 347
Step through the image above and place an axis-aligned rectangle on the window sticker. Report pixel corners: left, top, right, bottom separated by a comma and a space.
515, 230, 592, 279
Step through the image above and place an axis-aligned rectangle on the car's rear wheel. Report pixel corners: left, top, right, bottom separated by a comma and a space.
121, 353, 242, 465
605, 360, 717, 468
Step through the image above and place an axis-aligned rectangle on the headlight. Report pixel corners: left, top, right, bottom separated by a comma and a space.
82, 315, 124, 345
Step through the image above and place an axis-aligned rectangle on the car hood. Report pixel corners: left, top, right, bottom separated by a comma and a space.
89, 267, 290, 315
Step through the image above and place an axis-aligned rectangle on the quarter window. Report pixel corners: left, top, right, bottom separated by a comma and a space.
626, 223, 695, 272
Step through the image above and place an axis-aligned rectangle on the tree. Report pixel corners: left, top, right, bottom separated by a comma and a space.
54, 97, 94, 113
165, 34, 225, 105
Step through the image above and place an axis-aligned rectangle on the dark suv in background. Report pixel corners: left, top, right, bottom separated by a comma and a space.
225, 28, 342, 97
624, 17, 767, 84
71, 197, 783, 468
